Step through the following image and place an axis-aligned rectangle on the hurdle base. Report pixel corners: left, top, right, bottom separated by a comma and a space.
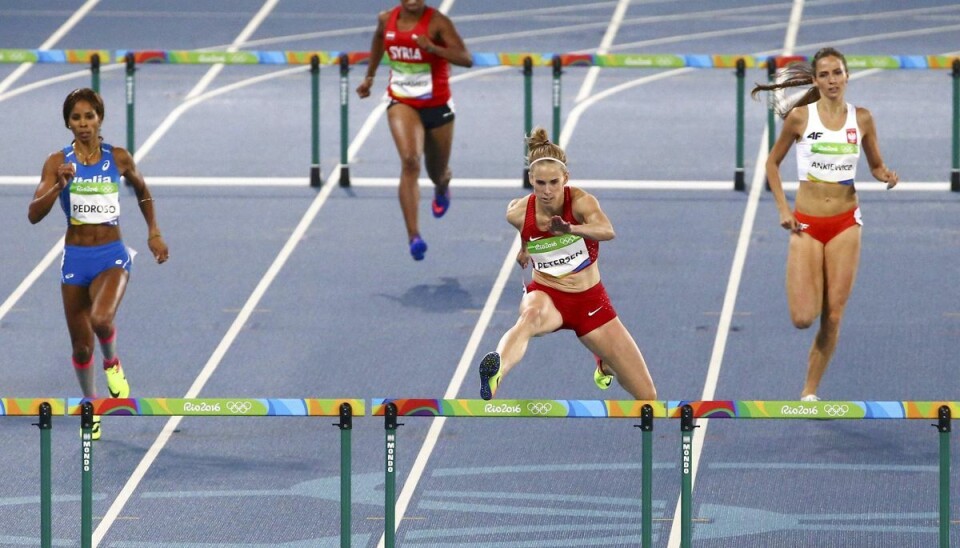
734, 170, 745, 192
339, 166, 351, 187
310, 165, 322, 188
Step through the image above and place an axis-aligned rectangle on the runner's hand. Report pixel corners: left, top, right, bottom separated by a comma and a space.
516, 248, 529, 268
883, 168, 899, 190
549, 215, 571, 234
356, 76, 374, 99
414, 34, 436, 54
779, 210, 801, 233
57, 162, 76, 189
148, 235, 169, 264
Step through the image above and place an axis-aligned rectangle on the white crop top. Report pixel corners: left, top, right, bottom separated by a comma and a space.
795, 103, 860, 185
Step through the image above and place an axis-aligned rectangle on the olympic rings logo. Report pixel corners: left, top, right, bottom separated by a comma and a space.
823, 404, 850, 417
527, 402, 553, 415
227, 401, 253, 414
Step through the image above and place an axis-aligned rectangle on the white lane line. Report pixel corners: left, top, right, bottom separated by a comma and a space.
785, 0, 804, 48
185, 0, 278, 100
0, 0, 102, 324
0, 0, 259, 331
134, 64, 309, 162
91, 2, 281, 544
575, 0, 631, 103
465, 1, 801, 46
349, 178, 735, 190
95, 0, 485, 543
664, 124, 772, 548
0, 65, 125, 104
221, 2, 619, 50
4, 176, 949, 191
11, 16, 297, 333
377, 235, 523, 548
663, 7, 960, 548
560, 67, 693, 148
375, 2, 628, 547
0, 237, 65, 324
664, 0, 804, 545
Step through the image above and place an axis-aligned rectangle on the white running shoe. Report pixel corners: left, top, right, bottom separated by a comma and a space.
800, 394, 820, 402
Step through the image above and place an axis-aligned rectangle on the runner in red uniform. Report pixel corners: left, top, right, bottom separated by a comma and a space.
478, 128, 656, 401
356, 0, 472, 261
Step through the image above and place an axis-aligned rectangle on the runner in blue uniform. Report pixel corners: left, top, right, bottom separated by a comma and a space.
28, 88, 169, 439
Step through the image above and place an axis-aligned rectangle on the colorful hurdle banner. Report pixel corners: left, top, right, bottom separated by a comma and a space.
372, 399, 957, 548
2, 49, 958, 69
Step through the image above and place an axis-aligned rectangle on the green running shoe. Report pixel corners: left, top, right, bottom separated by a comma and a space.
593, 355, 613, 390
479, 352, 503, 400
105, 362, 130, 398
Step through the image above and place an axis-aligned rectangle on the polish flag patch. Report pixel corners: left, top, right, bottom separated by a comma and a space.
847, 128, 858, 144
386, 31, 395, 40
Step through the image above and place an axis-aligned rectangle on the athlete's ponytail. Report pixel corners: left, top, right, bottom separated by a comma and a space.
751, 47, 848, 119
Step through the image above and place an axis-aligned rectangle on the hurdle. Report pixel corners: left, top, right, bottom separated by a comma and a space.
3, 48, 957, 191
372, 398, 956, 548
373, 398, 665, 548
0, 398, 66, 548
66, 397, 362, 548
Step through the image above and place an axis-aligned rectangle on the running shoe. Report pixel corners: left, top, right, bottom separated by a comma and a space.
105, 362, 130, 398
479, 352, 503, 400
800, 394, 820, 402
593, 354, 613, 390
431, 189, 450, 218
82, 415, 101, 441
409, 235, 428, 261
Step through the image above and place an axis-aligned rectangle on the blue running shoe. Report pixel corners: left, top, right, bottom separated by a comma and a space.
409, 236, 427, 261
479, 352, 503, 400
431, 189, 450, 218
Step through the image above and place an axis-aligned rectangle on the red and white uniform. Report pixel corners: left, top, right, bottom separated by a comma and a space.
521, 186, 599, 276
384, 6, 451, 108
521, 186, 615, 337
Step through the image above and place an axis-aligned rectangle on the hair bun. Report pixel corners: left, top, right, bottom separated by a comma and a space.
526, 127, 551, 149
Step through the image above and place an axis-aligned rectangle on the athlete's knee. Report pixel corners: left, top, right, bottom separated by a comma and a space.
71, 346, 94, 364
399, 154, 421, 174
517, 306, 543, 332
824, 307, 846, 328
88, 313, 115, 337
428, 166, 451, 185
815, 313, 843, 343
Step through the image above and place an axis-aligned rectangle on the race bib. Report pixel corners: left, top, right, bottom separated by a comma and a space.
69, 178, 120, 225
390, 62, 433, 100
527, 234, 591, 278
